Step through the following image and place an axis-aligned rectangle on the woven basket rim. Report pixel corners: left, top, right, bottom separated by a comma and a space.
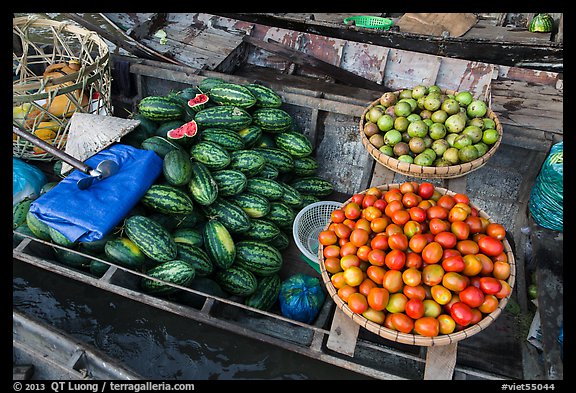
318, 183, 516, 346
360, 89, 503, 179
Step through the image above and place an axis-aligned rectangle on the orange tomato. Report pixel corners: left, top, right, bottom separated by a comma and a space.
318, 230, 338, 246
340, 254, 361, 270
385, 199, 404, 217
456, 239, 480, 255
349, 228, 370, 247
492, 261, 511, 280
367, 287, 390, 311
362, 308, 386, 325
344, 202, 362, 220
370, 233, 389, 250
436, 194, 456, 210
367, 248, 386, 266
388, 233, 409, 251
370, 216, 390, 233
402, 192, 422, 208
366, 265, 386, 285
403, 284, 426, 300
323, 244, 340, 259
414, 316, 440, 337
437, 314, 456, 334
324, 257, 343, 274
382, 269, 404, 293
384, 188, 403, 203
343, 266, 365, 287
408, 233, 429, 253
365, 186, 383, 198
427, 205, 449, 221
362, 205, 382, 221
390, 313, 414, 334
331, 209, 346, 223
356, 245, 372, 262
359, 278, 377, 296
337, 284, 358, 302
333, 223, 352, 239
421, 241, 443, 264
402, 267, 422, 287
478, 294, 499, 314
347, 292, 369, 314
340, 241, 358, 257
331, 272, 346, 289
486, 223, 506, 241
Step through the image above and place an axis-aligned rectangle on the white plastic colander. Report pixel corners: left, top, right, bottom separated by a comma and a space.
292, 201, 342, 266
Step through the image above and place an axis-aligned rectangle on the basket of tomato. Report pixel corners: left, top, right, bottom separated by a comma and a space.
317, 182, 515, 346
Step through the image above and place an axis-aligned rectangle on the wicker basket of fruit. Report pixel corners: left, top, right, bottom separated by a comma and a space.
318, 182, 515, 346
359, 86, 503, 179
13, 16, 112, 161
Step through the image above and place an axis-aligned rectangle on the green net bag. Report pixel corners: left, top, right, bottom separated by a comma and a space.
528, 141, 563, 231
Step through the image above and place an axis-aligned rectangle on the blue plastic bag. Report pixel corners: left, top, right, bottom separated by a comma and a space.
29, 144, 163, 243
279, 273, 326, 324
13, 158, 47, 205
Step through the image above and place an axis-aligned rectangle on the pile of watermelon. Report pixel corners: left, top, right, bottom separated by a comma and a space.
14, 77, 335, 317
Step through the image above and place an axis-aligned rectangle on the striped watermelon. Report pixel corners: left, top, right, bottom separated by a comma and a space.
141, 184, 195, 215
162, 149, 193, 187
201, 197, 251, 234
211, 169, 248, 197
188, 161, 219, 206
245, 274, 282, 311
198, 128, 245, 151
209, 83, 257, 109
141, 259, 195, 295
252, 147, 294, 173
246, 177, 284, 200
124, 215, 178, 263
172, 227, 204, 248
104, 237, 146, 270
214, 266, 258, 297
190, 141, 231, 170
138, 96, 185, 121
203, 219, 236, 269
290, 176, 334, 197
176, 243, 214, 277
251, 108, 292, 133
240, 218, 281, 242
228, 192, 271, 219
228, 149, 266, 177
234, 240, 283, 277
194, 105, 252, 131
237, 125, 262, 148
274, 131, 313, 158
243, 83, 283, 108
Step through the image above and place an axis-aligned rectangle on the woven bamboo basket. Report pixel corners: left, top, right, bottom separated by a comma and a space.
359, 90, 503, 179
318, 184, 516, 346
13, 16, 112, 161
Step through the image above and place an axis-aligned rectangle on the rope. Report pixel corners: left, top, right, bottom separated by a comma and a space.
529, 141, 563, 231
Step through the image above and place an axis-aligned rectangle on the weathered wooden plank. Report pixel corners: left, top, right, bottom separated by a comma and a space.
326, 308, 360, 357
424, 343, 458, 380
242, 35, 390, 91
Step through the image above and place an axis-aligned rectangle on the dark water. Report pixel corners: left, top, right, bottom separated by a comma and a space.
13, 262, 371, 380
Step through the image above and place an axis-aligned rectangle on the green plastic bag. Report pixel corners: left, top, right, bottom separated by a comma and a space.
528, 141, 563, 231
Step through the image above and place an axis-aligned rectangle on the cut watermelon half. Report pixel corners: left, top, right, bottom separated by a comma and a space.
188, 93, 209, 112
167, 120, 198, 144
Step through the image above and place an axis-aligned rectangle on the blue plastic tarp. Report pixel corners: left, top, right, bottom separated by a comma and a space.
29, 143, 163, 243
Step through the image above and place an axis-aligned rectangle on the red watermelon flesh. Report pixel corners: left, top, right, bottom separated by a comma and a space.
188, 93, 209, 109
167, 120, 198, 141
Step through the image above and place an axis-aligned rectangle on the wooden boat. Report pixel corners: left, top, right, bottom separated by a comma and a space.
13, 13, 563, 381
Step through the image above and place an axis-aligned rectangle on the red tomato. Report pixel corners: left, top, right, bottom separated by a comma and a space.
486, 223, 506, 241
409, 206, 427, 222
418, 182, 435, 199
476, 253, 494, 276
385, 223, 404, 237
427, 205, 449, 220
331, 209, 345, 223
382, 269, 404, 293
340, 241, 358, 257
478, 294, 499, 314
344, 202, 362, 220
428, 218, 450, 235
318, 230, 338, 246
362, 308, 386, 325
442, 272, 469, 292
343, 266, 364, 287
403, 220, 423, 238
442, 248, 462, 260
324, 257, 343, 274
430, 285, 453, 305
494, 280, 512, 299
340, 254, 361, 269
421, 241, 443, 264
350, 193, 365, 206
384, 188, 403, 203
441, 255, 465, 272
370, 217, 390, 233
469, 308, 483, 325
323, 245, 341, 259
458, 285, 485, 308
462, 254, 483, 276
448, 206, 469, 222
388, 233, 409, 251
465, 215, 484, 234
402, 267, 422, 287
399, 181, 416, 194
405, 251, 423, 269
453, 193, 470, 205
436, 194, 456, 210
367, 287, 390, 311
390, 313, 414, 334
366, 265, 386, 285
362, 205, 382, 221
356, 245, 372, 262
367, 248, 386, 266
362, 194, 378, 209
350, 228, 370, 247
337, 284, 357, 302
347, 292, 369, 314
405, 298, 425, 319
434, 231, 457, 249
390, 209, 411, 226
370, 233, 389, 250
408, 233, 429, 253
450, 302, 474, 326
437, 314, 456, 334
402, 192, 422, 208
386, 293, 408, 313
456, 239, 480, 255
384, 199, 404, 217
373, 199, 387, 212
421, 264, 445, 286
404, 284, 427, 300
414, 316, 440, 337
493, 261, 511, 280
385, 249, 406, 270
477, 235, 504, 257
451, 221, 470, 241
479, 277, 502, 295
